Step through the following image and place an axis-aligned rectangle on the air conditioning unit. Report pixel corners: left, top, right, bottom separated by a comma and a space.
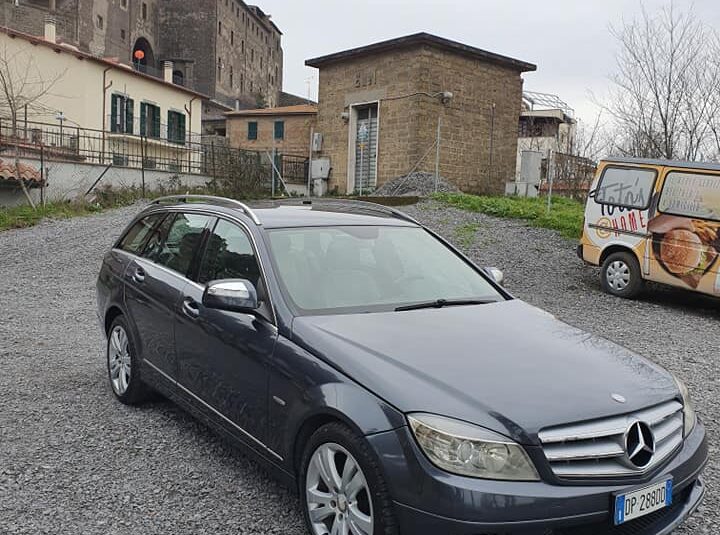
311, 132, 323, 152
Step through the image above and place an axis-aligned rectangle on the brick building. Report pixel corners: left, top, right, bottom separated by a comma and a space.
0, 0, 283, 118
226, 104, 316, 155
305, 33, 536, 195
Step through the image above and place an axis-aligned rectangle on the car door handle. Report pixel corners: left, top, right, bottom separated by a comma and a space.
132, 267, 145, 283
182, 298, 200, 319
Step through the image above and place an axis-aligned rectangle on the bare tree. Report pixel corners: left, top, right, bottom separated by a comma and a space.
605, 4, 720, 161
0, 43, 65, 207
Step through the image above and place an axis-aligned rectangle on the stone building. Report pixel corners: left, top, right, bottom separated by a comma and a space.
305, 33, 536, 195
0, 0, 283, 118
226, 104, 316, 155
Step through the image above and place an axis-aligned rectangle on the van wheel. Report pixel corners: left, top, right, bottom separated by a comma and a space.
601, 252, 644, 299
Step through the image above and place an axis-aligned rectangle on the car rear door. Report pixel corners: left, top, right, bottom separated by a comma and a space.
124, 211, 213, 378
174, 217, 278, 454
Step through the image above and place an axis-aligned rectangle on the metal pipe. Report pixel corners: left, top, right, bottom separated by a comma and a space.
435, 116, 441, 193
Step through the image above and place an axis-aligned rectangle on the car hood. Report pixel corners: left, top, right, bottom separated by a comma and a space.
291, 300, 678, 445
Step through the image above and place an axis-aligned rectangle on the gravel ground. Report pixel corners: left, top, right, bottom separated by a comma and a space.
0, 199, 717, 534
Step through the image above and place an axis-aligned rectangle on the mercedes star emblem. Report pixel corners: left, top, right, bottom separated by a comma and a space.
625, 421, 656, 469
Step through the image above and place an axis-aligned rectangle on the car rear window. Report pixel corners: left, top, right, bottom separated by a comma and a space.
595, 166, 657, 209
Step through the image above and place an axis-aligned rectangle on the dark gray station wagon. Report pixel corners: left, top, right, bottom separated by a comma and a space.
97, 195, 707, 535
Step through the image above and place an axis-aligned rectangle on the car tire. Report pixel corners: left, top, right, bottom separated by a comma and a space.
601, 251, 644, 299
106, 315, 152, 405
299, 422, 398, 535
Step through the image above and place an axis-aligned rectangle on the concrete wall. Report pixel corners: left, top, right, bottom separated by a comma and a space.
227, 113, 316, 155
313, 45, 525, 195
0, 157, 211, 207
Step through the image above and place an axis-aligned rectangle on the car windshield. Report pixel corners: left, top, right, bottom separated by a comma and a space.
266, 225, 504, 314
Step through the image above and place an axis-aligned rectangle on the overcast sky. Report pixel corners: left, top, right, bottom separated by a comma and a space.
260, 0, 720, 127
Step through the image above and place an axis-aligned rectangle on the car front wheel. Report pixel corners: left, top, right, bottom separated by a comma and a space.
300, 422, 398, 535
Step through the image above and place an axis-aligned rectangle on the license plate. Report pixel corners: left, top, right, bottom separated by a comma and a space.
614, 478, 673, 525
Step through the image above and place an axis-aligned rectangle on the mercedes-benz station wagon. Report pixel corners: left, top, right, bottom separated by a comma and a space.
97, 196, 707, 535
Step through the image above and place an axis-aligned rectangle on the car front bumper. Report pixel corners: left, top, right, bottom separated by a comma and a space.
367, 420, 707, 535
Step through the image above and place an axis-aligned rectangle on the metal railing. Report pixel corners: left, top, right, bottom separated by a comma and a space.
0, 118, 310, 197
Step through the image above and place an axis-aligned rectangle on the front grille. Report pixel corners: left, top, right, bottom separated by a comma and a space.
539, 400, 683, 479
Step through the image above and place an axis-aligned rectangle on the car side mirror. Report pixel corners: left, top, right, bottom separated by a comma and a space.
203, 279, 259, 313
484, 267, 504, 286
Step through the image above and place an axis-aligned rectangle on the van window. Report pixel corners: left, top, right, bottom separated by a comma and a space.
595, 167, 656, 209
658, 171, 720, 222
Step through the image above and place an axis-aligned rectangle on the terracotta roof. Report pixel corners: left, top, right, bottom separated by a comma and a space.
306, 32, 536, 72
0, 26, 208, 100
0, 159, 43, 185
226, 104, 318, 117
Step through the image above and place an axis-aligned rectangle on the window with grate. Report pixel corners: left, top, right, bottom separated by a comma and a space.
248, 121, 258, 140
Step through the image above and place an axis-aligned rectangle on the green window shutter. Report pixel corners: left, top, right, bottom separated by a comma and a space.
125, 98, 134, 134
167, 111, 174, 142
140, 102, 147, 136
110, 94, 119, 132
179, 113, 186, 145
248, 121, 257, 140
274, 120, 284, 140
152, 105, 160, 138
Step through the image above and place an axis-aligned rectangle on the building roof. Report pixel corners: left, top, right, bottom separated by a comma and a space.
225, 104, 318, 117
279, 91, 317, 107
602, 157, 720, 172
0, 26, 208, 100
305, 32, 536, 72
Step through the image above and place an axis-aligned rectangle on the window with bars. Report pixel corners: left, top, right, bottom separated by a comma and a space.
248, 121, 258, 140
110, 94, 134, 134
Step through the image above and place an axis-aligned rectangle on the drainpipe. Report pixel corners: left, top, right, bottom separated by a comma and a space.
101, 66, 113, 164
184, 96, 198, 173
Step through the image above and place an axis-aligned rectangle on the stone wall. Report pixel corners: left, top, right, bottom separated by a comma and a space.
227, 114, 316, 156
314, 45, 525, 195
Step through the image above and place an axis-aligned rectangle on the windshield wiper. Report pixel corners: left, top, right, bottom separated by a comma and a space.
394, 298, 497, 312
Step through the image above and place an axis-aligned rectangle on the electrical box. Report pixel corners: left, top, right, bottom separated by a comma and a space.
311, 158, 331, 179
311, 132, 323, 152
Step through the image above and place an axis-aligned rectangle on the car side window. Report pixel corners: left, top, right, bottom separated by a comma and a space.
198, 219, 261, 287
118, 213, 165, 254
144, 213, 212, 277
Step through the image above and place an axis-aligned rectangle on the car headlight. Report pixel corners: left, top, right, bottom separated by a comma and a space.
674, 376, 696, 437
408, 413, 539, 481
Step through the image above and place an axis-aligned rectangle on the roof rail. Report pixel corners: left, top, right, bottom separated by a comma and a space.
284, 198, 421, 226
150, 195, 261, 225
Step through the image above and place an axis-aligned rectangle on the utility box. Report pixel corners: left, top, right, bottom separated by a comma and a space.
311, 158, 331, 179
520, 150, 543, 184
312, 132, 323, 152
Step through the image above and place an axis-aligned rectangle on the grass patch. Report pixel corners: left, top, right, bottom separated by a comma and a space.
0, 201, 104, 231
454, 222, 480, 249
432, 193, 584, 239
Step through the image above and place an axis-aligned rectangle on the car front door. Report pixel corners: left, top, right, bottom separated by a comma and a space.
174, 217, 277, 452
124, 211, 213, 377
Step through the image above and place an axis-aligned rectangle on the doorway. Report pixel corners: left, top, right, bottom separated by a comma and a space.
350, 103, 378, 194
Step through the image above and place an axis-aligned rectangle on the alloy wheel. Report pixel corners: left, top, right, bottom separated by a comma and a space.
108, 325, 132, 395
305, 443, 374, 535
606, 260, 631, 291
